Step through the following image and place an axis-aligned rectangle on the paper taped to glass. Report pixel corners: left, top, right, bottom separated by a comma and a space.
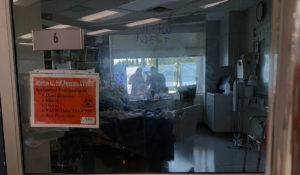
30, 70, 99, 128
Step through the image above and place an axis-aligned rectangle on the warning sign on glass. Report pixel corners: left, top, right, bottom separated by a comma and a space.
30, 70, 99, 128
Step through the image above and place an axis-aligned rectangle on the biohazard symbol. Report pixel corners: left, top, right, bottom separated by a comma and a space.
84, 98, 93, 107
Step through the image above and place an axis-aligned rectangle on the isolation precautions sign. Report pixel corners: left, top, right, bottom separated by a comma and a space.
30, 71, 99, 128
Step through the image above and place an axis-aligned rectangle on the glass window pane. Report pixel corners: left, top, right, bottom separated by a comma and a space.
12, 0, 272, 173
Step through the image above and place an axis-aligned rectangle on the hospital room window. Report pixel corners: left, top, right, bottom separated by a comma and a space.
11, 0, 271, 173
113, 57, 201, 94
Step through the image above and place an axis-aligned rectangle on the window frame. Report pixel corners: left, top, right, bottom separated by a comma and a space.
0, 0, 285, 174
113, 57, 200, 93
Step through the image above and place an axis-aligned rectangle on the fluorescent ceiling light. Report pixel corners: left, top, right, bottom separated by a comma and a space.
78, 10, 119, 22
86, 29, 112, 36
19, 33, 32, 39
18, 42, 32, 46
47, 24, 72, 29
201, 0, 228, 8
125, 18, 161, 27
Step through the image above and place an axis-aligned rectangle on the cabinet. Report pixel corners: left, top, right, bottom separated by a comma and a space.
205, 92, 234, 132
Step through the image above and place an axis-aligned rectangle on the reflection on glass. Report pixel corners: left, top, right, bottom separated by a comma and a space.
12, 0, 271, 173
263, 54, 270, 83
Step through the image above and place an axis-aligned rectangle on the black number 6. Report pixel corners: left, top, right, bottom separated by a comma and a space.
53, 32, 58, 43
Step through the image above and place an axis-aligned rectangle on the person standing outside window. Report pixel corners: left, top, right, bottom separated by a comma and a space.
146, 66, 166, 96
129, 67, 145, 95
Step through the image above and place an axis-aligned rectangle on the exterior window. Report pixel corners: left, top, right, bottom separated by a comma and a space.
113, 57, 203, 95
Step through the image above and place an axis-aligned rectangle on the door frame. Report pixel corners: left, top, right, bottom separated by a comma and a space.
0, 0, 23, 174
0, 0, 292, 174
265, 0, 300, 174
0, 101, 7, 175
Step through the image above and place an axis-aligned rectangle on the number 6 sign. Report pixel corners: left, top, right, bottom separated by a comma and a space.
32, 28, 84, 51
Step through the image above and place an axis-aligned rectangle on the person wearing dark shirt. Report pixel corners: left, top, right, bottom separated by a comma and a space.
146, 66, 166, 96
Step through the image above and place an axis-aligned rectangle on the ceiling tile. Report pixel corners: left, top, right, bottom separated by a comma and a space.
57, 5, 99, 19
41, 0, 89, 13
119, 0, 178, 11
81, 0, 134, 10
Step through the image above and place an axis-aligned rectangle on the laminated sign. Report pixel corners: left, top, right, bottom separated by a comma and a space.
30, 70, 99, 128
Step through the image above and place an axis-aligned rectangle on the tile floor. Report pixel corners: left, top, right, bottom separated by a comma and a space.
168, 127, 266, 173
63, 126, 265, 173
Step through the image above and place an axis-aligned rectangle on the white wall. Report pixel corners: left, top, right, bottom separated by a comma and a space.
13, 2, 45, 73
246, 0, 272, 53
204, 0, 272, 133
205, 21, 231, 92
246, 0, 272, 98
13, 2, 51, 173
110, 23, 205, 58
219, 14, 229, 66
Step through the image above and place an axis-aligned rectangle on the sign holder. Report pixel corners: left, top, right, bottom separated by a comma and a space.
32, 28, 84, 51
